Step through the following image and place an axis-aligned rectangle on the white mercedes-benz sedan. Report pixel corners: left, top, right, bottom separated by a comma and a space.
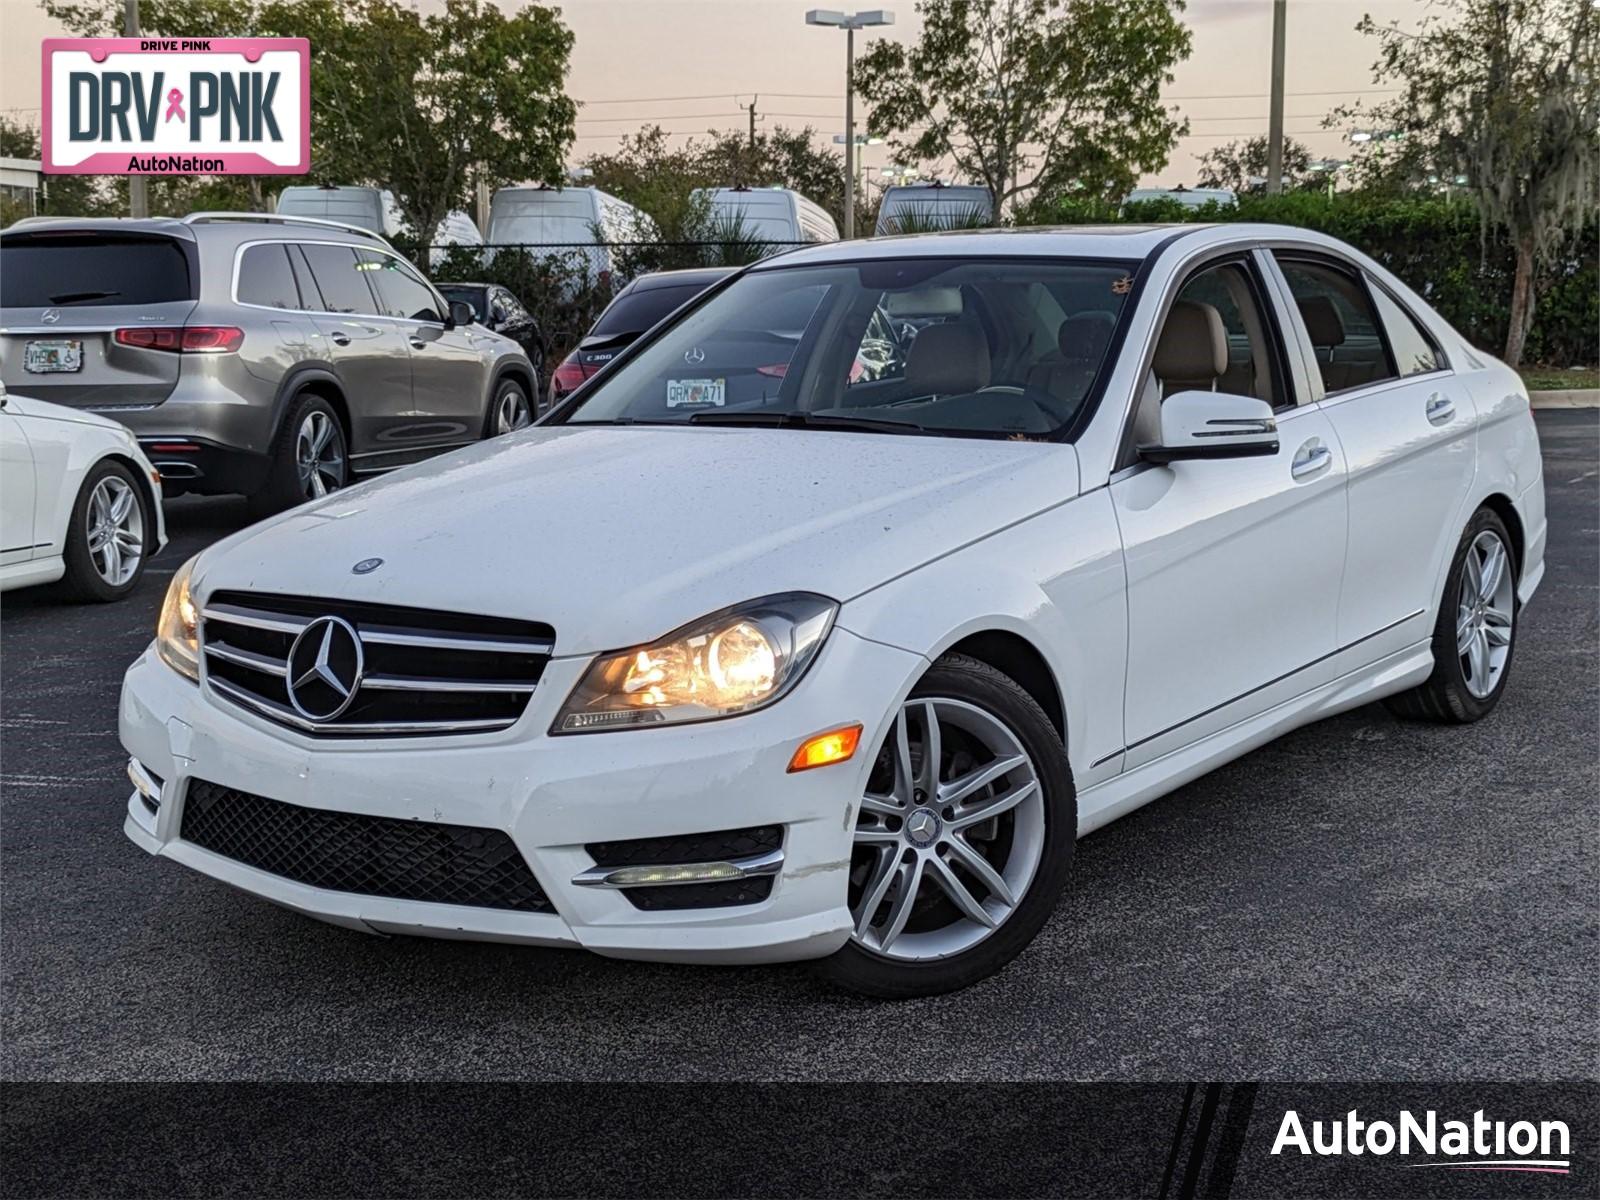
119, 226, 1546, 996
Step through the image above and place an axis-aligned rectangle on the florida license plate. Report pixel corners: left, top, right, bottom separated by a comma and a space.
666, 378, 726, 408
24, 340, 83, 373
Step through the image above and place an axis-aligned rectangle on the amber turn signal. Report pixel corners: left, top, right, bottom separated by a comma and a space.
787, 724, 863, 772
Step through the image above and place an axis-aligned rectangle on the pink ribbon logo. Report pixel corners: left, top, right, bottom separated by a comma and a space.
164, 88, 185, 123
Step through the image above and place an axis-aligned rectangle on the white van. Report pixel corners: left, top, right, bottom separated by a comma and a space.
694, 187, 838, 249
1124, 186, 1237, 210
429, 209, 484, 268
874, 183, 994, 235
485, 186, 652, 279
275, 185, 402, 235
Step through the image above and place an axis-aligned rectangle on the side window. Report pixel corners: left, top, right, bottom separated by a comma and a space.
361, 250, 445, 323
288, 244, 324, 310
1370, 285, 1443, 377
1275, 257, 1397, 394
300, 243, 379, 315
1155, 261, 1287, 409
236, 243, 301, 309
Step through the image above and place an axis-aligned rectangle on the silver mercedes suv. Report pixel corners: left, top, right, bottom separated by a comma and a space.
0, 213, 537, 515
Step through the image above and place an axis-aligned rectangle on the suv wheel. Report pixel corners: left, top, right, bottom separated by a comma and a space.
816, 654, 1076, 998
486, 378, 532, 437
59, 460, 150, 603
251, 395, 348, 518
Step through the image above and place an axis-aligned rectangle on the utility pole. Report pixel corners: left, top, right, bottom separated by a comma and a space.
744, 96, 758, 151
1266, 0, 1286, 194
124, 0, 148, 217
843, 25, 855, 238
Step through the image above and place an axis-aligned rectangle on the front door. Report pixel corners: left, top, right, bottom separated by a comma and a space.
1111, 256, 1349, 765
0, 410, 36, 564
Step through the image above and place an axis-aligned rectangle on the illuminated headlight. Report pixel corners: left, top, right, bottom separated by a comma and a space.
156, 555, 201, 682
553, 593, 837, 733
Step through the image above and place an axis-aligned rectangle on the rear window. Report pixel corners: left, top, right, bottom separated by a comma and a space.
589, 283, 709, 338
0, 234, 194, 308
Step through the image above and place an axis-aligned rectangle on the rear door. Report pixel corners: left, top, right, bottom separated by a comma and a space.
0, 230, 197, 411
360, 249, 485, 446
294, 241, 412, 462
1271, 253, 1475, 646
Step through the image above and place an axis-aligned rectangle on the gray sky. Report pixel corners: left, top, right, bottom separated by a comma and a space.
0, 0, 1420, 188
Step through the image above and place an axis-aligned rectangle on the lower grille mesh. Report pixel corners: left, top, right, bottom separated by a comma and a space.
180, 780, 552, 913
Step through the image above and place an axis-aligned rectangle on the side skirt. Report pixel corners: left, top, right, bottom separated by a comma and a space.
1075, 639, 1433, 838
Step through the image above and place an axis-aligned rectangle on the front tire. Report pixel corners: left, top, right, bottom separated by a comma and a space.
1385, 507, 1518, 723
58, 459, 150, 603
816, 654, 1076, 998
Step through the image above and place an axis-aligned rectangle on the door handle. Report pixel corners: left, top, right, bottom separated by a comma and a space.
1291, 440, 1333, 480
329, 331, 350, 347
1425, 393, 1456, 425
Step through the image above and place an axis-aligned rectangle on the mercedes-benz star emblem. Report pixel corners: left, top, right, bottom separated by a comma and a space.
351, 557, 384, 575
40, 308, 60, 324
683, 346, 706, 365
284, 616, 364, 722
905, 807, 942, 848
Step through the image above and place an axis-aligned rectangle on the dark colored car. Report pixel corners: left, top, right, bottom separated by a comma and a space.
437, 282, 546, 401
549, 267, 734, 406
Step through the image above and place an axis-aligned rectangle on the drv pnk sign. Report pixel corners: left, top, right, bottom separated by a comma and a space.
42, 38, 309, 174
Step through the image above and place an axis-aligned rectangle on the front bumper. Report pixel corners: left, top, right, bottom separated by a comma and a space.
119, 628, 924, 964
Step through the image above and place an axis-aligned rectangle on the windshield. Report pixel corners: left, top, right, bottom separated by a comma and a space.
559, 257, 1136, 438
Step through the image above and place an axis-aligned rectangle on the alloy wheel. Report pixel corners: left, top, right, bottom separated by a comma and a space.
848, 697, 1046, 960
1457, 529, 1514, 699
495, 386, 532, 435
296, 410, 345, 500
86, 475, 144, 587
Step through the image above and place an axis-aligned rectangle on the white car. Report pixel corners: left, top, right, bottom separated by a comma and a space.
1, 385, 166, 601
119, 226, 1546, 997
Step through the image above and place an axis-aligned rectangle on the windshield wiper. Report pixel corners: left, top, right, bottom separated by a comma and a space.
688, 410, 928, 435
48, 289, 122, 304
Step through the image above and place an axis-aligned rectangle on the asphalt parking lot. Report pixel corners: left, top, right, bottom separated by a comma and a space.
2, 410, 1594, 1083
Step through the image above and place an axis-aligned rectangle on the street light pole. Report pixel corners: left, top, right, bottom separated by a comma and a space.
1266, 0, 1286, 194
124, 0, 147, 217
844, 23, 854, 239
807, 9, 894, 240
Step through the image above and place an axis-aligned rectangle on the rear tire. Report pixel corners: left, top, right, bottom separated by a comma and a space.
249, 395, 347, 519
1384, 507, 1518, 723
59, 459, 150, 603
815, 654, 1076, 998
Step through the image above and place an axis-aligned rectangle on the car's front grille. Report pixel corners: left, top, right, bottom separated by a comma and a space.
199, 590, 554, 738
180, 779, 554, 913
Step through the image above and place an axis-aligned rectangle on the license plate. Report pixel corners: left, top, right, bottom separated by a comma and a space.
666, 378, 725, 408
24, 340, 83, 373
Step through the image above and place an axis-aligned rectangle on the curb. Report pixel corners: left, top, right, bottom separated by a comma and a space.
1530, 389, 1599, 409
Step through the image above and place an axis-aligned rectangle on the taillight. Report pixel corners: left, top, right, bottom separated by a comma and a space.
550, 353, 596, 399
114, 325, 244, 353
756, 363, 789, 379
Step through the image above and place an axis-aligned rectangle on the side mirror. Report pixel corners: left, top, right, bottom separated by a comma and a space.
446, 299, 475, 329
1139, 390, 1279, 464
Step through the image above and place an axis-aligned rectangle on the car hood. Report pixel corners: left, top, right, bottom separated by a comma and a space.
193, 425, 1079, 654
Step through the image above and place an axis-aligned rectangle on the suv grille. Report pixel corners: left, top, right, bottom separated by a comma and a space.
200, 591, 553, 738
181, 779, 553, 913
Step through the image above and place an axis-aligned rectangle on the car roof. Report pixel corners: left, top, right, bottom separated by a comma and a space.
629, 267, 737, 291
2, 213, 384, 248
749, 222, 1356, 269
2, 216, 199, 241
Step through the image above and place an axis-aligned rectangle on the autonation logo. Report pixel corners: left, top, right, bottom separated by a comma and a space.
1272, 1109, 1572, 1175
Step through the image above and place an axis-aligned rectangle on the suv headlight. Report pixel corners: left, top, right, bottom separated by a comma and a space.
553, 593, 837, 733
156, 555, 201, 682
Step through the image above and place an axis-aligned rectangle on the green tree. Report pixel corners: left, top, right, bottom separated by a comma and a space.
1195, 135, 1318, 193
40, 0, 578, 242
1337, 0, 1598, 366
853, 0, 1193, 212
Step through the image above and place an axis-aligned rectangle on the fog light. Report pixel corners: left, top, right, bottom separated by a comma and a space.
787, 724, 862, 772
